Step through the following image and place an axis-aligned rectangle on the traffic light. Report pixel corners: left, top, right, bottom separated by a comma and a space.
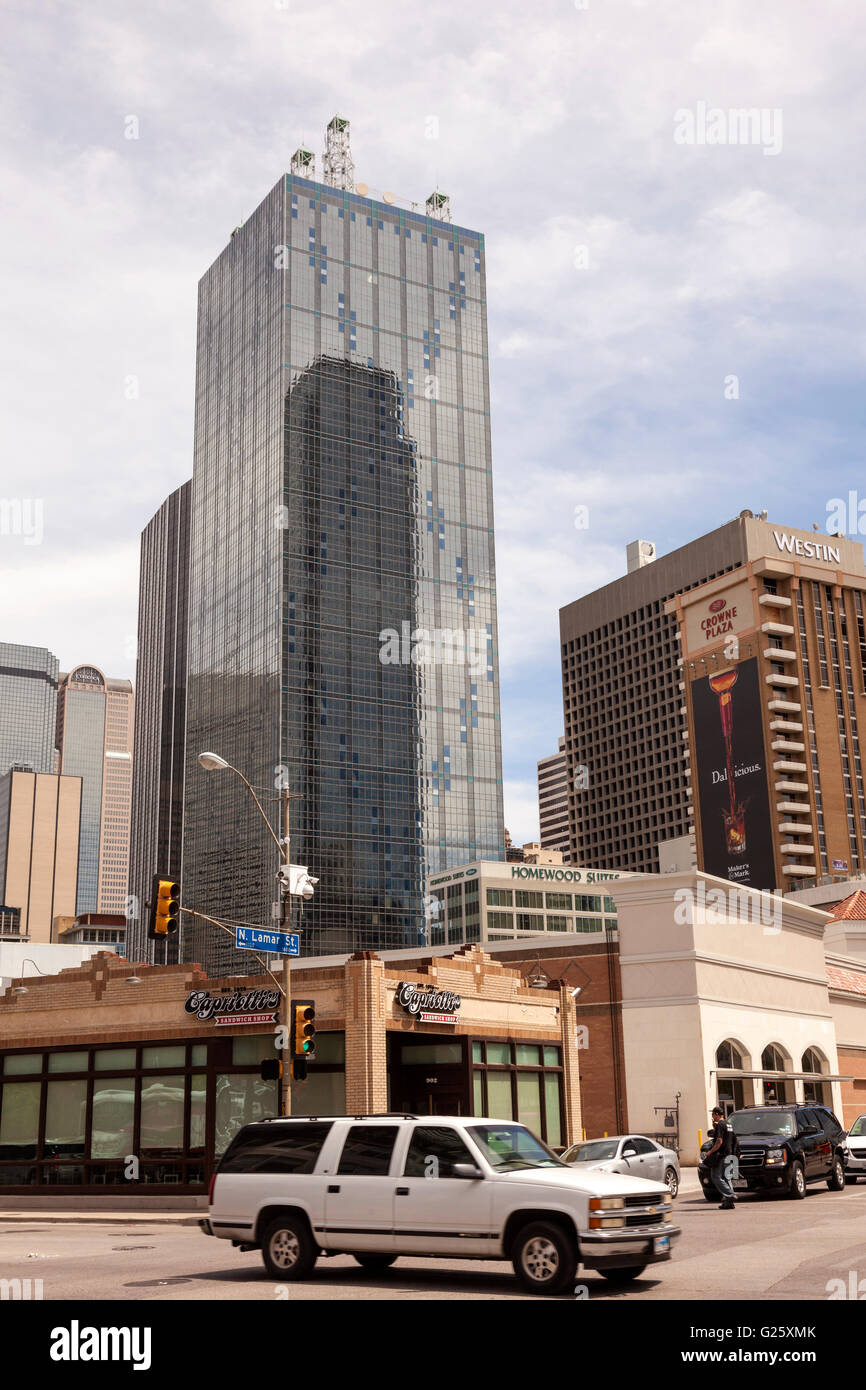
291, 998, 316, 1080
260, 1058, 283, 1082
147, 875, 179, 939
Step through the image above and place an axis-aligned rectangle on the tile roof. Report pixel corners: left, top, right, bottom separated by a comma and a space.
827, 963, 866, 997
829, 890, 866, 922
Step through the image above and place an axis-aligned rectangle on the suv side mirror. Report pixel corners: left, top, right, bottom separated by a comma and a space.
451, 1162, 483, 1180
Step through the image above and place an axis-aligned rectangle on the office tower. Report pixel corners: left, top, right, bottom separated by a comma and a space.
560, 516, 751, 872
669, 517, 866, 890
127, 481, 191, 964
183, 117, 504, 971
537, 736, 570, 858
0, 642, 59, 775
0, 770, 81, 941
56, 667, 135, 915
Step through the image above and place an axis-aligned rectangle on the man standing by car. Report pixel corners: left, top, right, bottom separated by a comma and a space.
706, 1106, 737, 1210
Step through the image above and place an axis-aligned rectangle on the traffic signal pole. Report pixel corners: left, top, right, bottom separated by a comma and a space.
279, 784, 291, 1118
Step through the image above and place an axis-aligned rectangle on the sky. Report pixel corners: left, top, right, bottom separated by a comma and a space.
2, 0, 865, 844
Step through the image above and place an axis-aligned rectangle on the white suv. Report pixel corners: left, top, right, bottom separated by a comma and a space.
201, 1113, 680, 1295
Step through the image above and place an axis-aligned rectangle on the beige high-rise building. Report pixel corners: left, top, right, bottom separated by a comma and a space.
0, 770, 82, 942
56, 666, 134, 916
537, 736, 570, 858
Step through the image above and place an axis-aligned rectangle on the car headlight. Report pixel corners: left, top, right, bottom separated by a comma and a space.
590, 1196, 624, 1210
765, 1148, 787, 1165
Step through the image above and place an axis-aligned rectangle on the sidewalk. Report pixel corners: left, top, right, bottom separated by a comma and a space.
0, 1209, 203, 1225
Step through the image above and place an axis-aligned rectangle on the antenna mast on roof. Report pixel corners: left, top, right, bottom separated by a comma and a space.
323, 115, 354, 190
291, 146, 316, 178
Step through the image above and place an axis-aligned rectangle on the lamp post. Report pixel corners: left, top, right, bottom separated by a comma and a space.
198, 751, 301, 1117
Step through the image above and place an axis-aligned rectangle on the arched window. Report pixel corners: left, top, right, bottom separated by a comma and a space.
716, 1040, 751, 1114
802, 1048, 830, 1106
761, 1043, 794, 1105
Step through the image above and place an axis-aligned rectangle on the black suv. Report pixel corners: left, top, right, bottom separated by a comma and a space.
698, 1105, 847, 1200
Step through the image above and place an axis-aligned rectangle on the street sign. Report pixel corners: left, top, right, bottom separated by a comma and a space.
235, 926, 299, 956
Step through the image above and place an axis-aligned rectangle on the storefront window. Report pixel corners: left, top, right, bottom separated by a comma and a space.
313, 1033, 345, 1064
400, 1044, 462, 1065
516, 1044, 540, 1066
48, 1052, 88, 1073
191, 1044, 208, 1066
486, 1072, 513, 1119
486, 1042, 510, 1065
473, 1071, 483, 1113
190, 1075, 207, 1152
45, 1080, 87, 1159
232, 1036, 275, 1065
94, 1049, 136, 1071
472, 1042, 483, 1064
544, 1075, 562, 1148
517, 1073, 542, 1135
141, 1076, 185, 1153
142, 1046, 186, 1069
3, 1054, 41, 1075
91, 1078, 135, 1158
543, 1046, 561, 1067
215, 1075, 277, 1156
0, 1081, 40, 1159
292, 1071, 345, 1116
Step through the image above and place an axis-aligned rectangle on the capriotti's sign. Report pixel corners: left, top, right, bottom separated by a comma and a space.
396, 982, 462, 1025
184, 988, 279, 1026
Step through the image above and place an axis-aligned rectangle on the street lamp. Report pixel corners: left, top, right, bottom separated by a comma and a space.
197, 749, 301, 1118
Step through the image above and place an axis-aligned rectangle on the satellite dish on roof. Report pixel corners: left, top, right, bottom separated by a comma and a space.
356, 181, 369, 196
383, 191, 395, 204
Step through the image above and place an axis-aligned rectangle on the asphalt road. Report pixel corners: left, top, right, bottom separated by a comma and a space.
2, 1180, 865, 1302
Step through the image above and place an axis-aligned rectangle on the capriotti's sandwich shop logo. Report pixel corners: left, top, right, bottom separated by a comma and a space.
184, 988, 280, 1026
396, 982, 462, 1025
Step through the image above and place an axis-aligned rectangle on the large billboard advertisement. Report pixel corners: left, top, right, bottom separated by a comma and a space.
691, 657, 776, 890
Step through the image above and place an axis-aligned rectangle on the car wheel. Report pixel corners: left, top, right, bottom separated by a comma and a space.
827, 1154, 846, 1191
353, 1254, 397, 1271
700, 1179, 716, 1201
788, 1161, 807, 1200
664, 1167, 679, 1199
260, 1214, 318, 1280
600, 1265, 647, 1284
511, 1220, 576, 1296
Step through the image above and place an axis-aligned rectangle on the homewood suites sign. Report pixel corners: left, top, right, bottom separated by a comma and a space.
396, 982, 462, 1024
510, 866, 621, 884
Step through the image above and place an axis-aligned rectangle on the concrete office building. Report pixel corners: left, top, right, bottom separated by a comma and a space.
0, 770, 82, 941
426, 857, 629, 947
537, 736, 570, 858
57, 666, 135, 916
560, 516, 751, 874
183, 117, 504, 973
0, 642, 59, 776
128, 482, 191, 965
668, 517, 866, 892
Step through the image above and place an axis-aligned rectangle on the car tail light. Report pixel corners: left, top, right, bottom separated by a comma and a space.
208, 1173, 216, 1205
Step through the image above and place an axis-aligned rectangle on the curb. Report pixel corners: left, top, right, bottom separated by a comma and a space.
0, 1211, 203, 1225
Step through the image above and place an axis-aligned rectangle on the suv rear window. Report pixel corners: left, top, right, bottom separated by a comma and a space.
219, 1122, 333, 1174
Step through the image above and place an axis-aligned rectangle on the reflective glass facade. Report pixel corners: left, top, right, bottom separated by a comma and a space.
128, 482, 191, 964
184, 171, 504, 970
0, 642, 59, 776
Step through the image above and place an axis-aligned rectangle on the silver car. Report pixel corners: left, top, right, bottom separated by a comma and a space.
563, 1135, 682, 1198
843, 1114, 866, 1183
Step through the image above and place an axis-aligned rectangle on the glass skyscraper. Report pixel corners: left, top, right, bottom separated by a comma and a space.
0, 642, 59, 776
184, 124, 504, 970
127, 481, 191, 965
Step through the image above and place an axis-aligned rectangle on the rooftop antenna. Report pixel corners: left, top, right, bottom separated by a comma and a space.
426, 188, 451, 221
291, 146, 315, 178
323, 115, 354, 190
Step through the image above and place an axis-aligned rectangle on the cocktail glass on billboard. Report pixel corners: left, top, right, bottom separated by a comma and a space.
709, 668, 749, 857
